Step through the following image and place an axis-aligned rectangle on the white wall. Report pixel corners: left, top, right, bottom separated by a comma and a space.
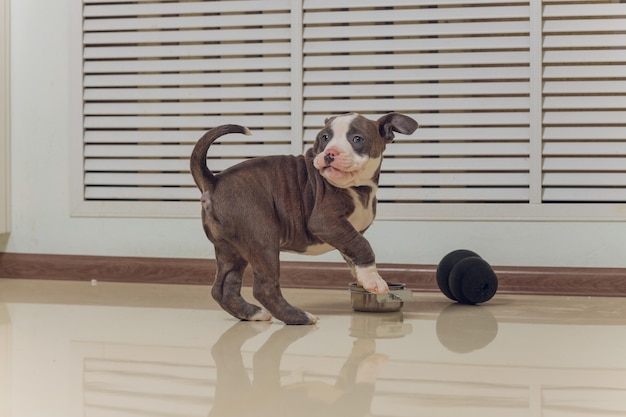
0, 0, 10, 235
2, 0, 626, 268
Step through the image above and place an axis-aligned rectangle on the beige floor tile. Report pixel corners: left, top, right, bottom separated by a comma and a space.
1, 278, 625, 417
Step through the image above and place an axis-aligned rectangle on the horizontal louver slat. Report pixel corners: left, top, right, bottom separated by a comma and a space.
304, 98, 529, 113
86, 173, 193, 186
376, 188, 529, 203
543, 189, 626, 203
303, 68, 529, 83
543, 112, 626, 125
386, 142, 529, 157
85, 187, 197, 201
543, 158, 626, 171
304, 52, 529, 69
544, 18, 626, 33
85, 130, 291, 144
543, 142, 626, 155
543, 3, 626, 18
84, 72, 290, 88
84, 28, 291, 45
84, 116, 292, 129
83, 13, 291, 31
304, 37, 530, 54
543, 127, 626, 141
85, 159, 245, 173
544, 34, 626, 48
84, 101, 292, 116
303, 0, 514, 8
85, 86, 291, 101
380, 173, 530, 187
84, 144, 292, 158
304, 82, 530, 98
544, 81, 626, 94
543, 50, 626, 64
381, 157, 529, 172
85, 57, 291, 74
543, 96, 626, 110
83, 43, 291, 59
395, 128, 530, 141
303, 21, 529, 39
84, 0, 290, 16
303, 6, 529, 24
543, 173, 626, 187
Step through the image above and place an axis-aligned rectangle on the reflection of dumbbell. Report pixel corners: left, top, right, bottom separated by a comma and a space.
436, 304, 498, 353
436, 249, 498, 304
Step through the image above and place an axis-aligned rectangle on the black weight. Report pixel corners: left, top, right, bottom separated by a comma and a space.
449, 256, 498, 305
436, 249, 479, 302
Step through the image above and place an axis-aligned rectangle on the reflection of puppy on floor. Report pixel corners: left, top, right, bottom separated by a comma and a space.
208, 322, 387, 417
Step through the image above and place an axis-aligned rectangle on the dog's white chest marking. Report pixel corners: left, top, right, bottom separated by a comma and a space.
347, 185, 376, 233
299, 184, 376, 256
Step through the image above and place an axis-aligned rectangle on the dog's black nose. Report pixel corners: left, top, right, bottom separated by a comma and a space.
324, 153, 335, 164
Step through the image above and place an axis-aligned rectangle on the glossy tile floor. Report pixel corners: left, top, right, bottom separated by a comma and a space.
1, 278, 625, 417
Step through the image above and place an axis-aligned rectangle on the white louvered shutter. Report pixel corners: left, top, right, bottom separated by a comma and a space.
303, 1, 531, 208
71, 0, 626, 220
542, 1, 626, 203
81, 0, 295, 204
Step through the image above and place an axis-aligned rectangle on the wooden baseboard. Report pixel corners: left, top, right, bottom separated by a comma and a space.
1, 252, 625, 297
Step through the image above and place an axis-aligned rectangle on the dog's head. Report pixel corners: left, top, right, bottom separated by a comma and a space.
311, 112, 418, 188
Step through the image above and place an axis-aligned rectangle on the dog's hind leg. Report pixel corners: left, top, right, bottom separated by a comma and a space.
209, 321, 271, 417
248, 246, 319, 325
212, 243, 272, 321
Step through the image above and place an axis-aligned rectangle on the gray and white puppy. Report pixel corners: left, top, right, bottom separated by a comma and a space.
191, 112, 418, 324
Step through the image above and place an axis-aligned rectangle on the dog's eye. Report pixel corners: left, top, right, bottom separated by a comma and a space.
352, 135, 364, 144
321, 134, 329, 142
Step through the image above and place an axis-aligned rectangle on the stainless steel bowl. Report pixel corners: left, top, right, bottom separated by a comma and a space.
349, 282, 406, 312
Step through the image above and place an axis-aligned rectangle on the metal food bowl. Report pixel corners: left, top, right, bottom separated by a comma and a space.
349, 282, 407, 312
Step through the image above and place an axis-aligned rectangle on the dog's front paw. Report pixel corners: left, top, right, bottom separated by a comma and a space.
356, 265, 389, 294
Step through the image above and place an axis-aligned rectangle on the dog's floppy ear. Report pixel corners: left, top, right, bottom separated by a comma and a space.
377, 112, 418, 143
324, 116, 337, 126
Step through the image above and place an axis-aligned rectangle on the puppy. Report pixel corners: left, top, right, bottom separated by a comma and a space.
190, 112, 418, 324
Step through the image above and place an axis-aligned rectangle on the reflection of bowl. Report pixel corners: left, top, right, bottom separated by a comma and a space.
349, 282, 406, 312
350, 311, 413, 339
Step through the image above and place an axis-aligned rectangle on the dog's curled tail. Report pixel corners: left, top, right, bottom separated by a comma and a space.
190, 124, 251, 192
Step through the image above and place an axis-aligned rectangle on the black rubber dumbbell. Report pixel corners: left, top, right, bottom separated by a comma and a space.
436, 249, 498, 304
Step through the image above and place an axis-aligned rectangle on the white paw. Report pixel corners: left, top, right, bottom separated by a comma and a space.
306, 312, 319, 325
250, 309, 273, 321
355, 265, 389, 294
